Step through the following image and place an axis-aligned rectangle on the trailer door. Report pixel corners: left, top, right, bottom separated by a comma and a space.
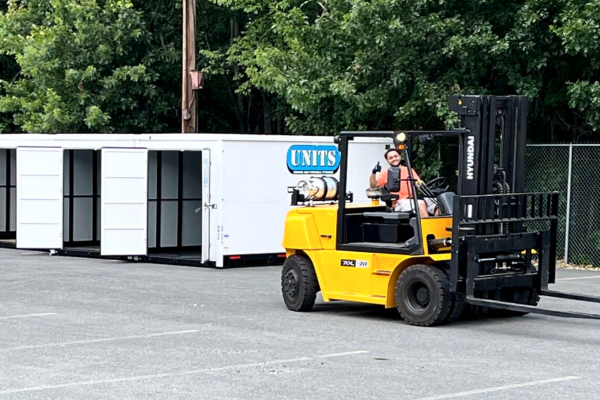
201, 149, 212, 263
100, 148, 148, 256
16, 147, 64, 249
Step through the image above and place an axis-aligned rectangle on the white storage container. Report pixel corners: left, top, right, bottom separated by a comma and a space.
0, 134, 389, 267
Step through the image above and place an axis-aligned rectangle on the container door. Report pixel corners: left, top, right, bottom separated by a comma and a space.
16, 147, 64, 249
201, 149, 212, 262
100, 148, 148, 256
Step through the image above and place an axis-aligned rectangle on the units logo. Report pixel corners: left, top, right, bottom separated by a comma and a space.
287, 144, 341, 174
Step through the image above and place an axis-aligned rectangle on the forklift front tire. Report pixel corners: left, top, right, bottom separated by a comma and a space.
395, 264, 453, 327
281, 255, 319, 312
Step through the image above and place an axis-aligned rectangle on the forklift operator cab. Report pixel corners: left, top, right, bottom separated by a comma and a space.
361, 141, 453, 248
281, 94, 600, 327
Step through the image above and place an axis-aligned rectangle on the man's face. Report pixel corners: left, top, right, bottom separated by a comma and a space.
386, 151, 401, 167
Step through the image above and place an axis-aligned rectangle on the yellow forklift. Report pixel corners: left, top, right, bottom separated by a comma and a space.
280, 95, 600, 326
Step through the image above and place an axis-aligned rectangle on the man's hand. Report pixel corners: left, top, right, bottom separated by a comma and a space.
416, 180, 423, 186
372, 162, 381, 174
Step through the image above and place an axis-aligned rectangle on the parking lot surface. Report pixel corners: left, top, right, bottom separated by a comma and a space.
1, 248, 600, 399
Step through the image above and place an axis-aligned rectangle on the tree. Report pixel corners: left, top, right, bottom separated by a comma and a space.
207, 0, 600, 140
197, 2, 289, 134
0, 1, 19, 133
553, 0, 600, 138
0, 0, 180, 133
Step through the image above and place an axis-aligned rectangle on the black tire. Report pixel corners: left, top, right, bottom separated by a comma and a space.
281, 255, 319, 312
438, 266, 464, 324
395, 264, 453, 327
445, 293, 465, 323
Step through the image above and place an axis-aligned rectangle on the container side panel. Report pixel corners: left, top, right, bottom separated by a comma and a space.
9, 150, 16, 186
0, 188, 6, 231
0, 151, 7, 232
103, 179, 146, 203
16, 147, 63, 249
104, 151, 147, 177
63, 150, 70, 196
161, 152, 178, 200
182, 200, 202, 246
148, 151, 158, 200
73, 150, 93, 196
0, 150, 6, 186
201, 149, 211, 263
183, 152, 202, 199
63, 198, 70, 242
9, 188, 15, 231
101, 148, 147, 256
147, 201, 157, 248
73, 197, 93, 241
96, 197, 101, 240
19, 152, 62, 176
160, 201, 178, 247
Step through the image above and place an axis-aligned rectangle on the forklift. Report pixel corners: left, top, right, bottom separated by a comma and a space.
280, 94, 600, 326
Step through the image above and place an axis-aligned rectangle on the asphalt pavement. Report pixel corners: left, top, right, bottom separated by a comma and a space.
1, 248, 600, 399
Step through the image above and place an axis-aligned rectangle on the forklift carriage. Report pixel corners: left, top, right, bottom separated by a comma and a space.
280, 94, 600, 326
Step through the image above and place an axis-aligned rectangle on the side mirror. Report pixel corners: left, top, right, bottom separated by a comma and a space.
334, 135, 342, 151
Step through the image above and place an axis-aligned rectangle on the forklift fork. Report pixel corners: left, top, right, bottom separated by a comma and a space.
453, 191, 600, 321
465, 294, 600, 321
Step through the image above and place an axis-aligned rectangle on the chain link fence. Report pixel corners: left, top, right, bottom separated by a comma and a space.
526, 144, 600, 266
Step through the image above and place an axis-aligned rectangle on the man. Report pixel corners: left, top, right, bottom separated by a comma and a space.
369, 148, 436, 217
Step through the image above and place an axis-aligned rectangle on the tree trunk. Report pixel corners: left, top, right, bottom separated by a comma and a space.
262, 92, 272, 134
231, 18, 245, 133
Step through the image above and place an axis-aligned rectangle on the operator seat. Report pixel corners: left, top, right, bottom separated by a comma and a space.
380, 166, 402, 212
436, 191, 455, 215
362, 166, 416, 245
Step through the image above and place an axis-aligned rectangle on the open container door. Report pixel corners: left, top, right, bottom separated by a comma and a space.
100, 148, 148, 256
16, 147, 64, 250
201, 149, 212, 263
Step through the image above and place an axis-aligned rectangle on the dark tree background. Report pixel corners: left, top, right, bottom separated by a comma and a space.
1, 0, 600, 141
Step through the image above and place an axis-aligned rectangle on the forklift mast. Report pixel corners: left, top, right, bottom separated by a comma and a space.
445, 95, 600, 320
448, 95, 528, 198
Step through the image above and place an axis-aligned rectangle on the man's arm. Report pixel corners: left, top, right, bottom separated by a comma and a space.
412, 169, 423, 186
370, 162, 382, 188
369, 173, 378, 188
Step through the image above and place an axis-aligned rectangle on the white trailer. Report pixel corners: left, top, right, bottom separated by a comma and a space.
0, 134, 389, 267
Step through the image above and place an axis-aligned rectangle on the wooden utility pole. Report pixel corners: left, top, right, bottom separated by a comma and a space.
182, 0, 196, 132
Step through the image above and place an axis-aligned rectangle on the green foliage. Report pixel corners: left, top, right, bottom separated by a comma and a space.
205, 0, 600, 140
3, 0, 600, 137
0, 1, 19, 133
0, 0, 180, 133
205, 0, 495, 134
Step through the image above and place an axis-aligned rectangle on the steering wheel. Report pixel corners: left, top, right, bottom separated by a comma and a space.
424, 177, 448, 191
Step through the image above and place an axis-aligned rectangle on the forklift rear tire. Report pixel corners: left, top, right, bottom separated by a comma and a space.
281, 255, 319, 312
395, 264, 453, 327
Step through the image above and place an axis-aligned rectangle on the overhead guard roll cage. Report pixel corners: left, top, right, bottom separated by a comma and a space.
335, 130, 462, 254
